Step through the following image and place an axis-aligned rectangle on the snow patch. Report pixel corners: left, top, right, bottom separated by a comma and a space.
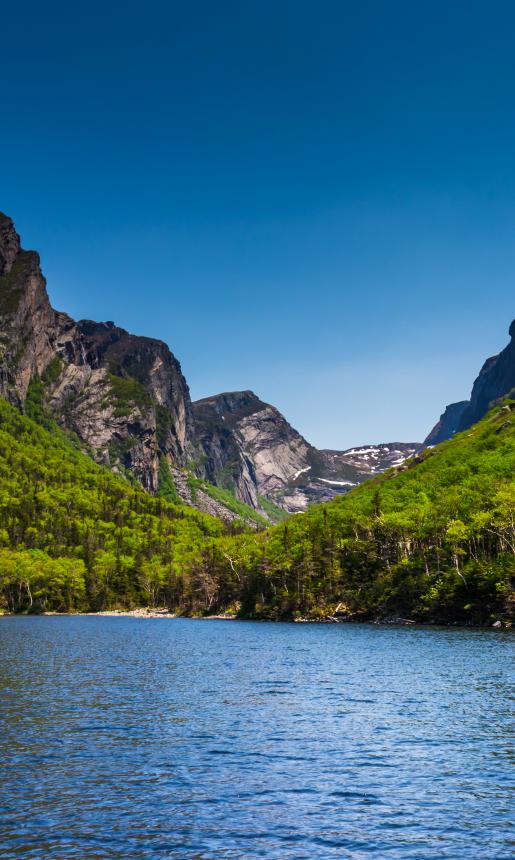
292, 465, 311, 480
318, 478, 355, 486
344, 446, 381, 456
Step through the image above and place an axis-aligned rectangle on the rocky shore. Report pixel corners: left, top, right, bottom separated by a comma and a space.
80, 609, 236, 620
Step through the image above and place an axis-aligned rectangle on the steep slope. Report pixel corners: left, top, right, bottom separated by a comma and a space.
0, 397, 227, 613
424, 401, 469, 446
194, 391, 321, 512
194, 391, 421, 513
200, 400, 515, 625
0, 214, 61, 406
0, 213, 195, 492
425, 321, 515, 443
458, 319, 515, 431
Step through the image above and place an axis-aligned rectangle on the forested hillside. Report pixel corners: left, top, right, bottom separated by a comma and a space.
0, 399, 230, 612
200, 401, 515, 625
0, 396, 513, 624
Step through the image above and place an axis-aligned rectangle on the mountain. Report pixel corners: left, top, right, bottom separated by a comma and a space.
193, 390, 421, 512
0, 212, 420, 519
0, 212, 194, 490
425, 321, 515, 444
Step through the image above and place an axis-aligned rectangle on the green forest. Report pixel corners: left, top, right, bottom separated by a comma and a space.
0, 396, 513, 624
0, 399, 227, 613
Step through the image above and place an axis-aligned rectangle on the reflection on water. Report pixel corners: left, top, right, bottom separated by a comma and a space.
0, 617, 513, 858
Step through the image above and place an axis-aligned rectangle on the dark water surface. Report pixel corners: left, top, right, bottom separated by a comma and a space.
0, 618, 513, 859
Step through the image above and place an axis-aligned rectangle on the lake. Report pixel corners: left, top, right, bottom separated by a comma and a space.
0, 617, 513, 859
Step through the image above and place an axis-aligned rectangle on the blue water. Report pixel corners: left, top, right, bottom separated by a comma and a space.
0, 618, 513, 859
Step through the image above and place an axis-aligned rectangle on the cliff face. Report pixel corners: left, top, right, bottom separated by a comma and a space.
424, 401, 469, 446
0, 214, 61, 406
194, 391, 421, 513
425, 321, 515, 444
56, 319, 195, 484
193, 391, 315, 512
458, 321, 515, 431
193, 392, 262, 508
0, 213, 195, 491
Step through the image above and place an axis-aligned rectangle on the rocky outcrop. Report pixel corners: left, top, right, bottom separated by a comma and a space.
56, 319, 195, 486
424, 401, 469, 446
0, 214, 62, 406
0, 214, 21, 275
170, 467, 259, 526
425, 321, 515, 444
458, 321, 515, 431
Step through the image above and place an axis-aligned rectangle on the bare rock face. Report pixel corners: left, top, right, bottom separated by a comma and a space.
425, 321, 515, 444
424, 401, 469, 446
170, 467, 259, 527
194, 391, 328, 512
193, 392, 269, 509
0, 214, 21, 276
458, 321, 515, 431
193, 391, 422, 513
0, 217, 62, 406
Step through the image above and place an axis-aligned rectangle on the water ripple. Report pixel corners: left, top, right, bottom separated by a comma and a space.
0, 617, 513, 859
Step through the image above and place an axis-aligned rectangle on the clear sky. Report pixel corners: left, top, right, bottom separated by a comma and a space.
2, 1, 514, 448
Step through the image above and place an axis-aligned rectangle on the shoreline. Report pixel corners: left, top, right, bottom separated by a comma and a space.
56, 609, 237, 620
0, 608, 511, 629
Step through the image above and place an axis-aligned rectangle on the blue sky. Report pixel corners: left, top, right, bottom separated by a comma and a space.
2, 1, 514, 447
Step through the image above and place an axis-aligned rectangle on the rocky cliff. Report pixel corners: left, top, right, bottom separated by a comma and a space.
424, 401, 469, 446
0, 214, 61, 407
458, 320, 515, 431
424, 321, 515, 444
0, 213, 195, 493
